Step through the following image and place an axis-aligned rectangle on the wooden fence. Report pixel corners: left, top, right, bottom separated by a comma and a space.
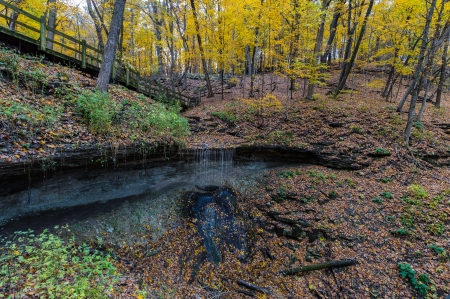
0, 0, 199, 108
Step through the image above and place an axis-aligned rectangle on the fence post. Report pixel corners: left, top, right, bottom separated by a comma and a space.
81, 39, 86, 69
126, 67, 130, 86
39, 15, 47, 51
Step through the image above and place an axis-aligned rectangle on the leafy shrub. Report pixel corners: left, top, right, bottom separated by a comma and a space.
407, 184, 428, 200
0, 227, 120, 298
212, 110, 239, 124
73, 90, 118, 133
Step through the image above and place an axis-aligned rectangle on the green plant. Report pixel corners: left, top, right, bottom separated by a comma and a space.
0, 227, 120, 298
400, 213, 415, 228
307, 170, 326, 183
392, 228, 411, 236
328, 191, 339, 199
212, 110, 239, 124
372, 197, 382, 204
73, 90, 118, 133
426, 222, 445, 235
38, 156, 57, 171
428, 244, 444, 255
379, 177, 391, 183
24, 66, 47, 93
345, 178, 356, 188
407, 184, 428, 200
398, 263, 430, 296
349, 125, 363, 134
267, 130, 294, 145
373, 147, 390, 155
277, 171, 295, 179
413, 121, 425, 131
380, 191, 393, 199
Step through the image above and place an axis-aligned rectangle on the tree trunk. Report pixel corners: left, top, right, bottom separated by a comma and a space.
321, 6, 341, 65
435, 39, 448, 108
190, 0, 213, 97
87, 0, 105, 52
404, 0, 437, 144
96, 0, 127, 92
415, 77, 431, 122
46, 0, 56, 50
333, 0, 374, 97
150, 0, 164, 75
249, 45, 258, 97
307, 0, 329, 99
8, 0, 21, 31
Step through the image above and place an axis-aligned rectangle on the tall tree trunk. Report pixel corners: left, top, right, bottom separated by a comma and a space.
249, 45, 258, 97
321, 6, 341, 65
46, 0, 56, 50
333, 0, 374, 97
96, 0, 127, 92
190, 0, 213, 97
435, 38, 449, 108
307, 0, 329, 99
150, 0, 164, 75
404, 0, 437, 144
415, 77, 430, 122
87, 0, 105, 52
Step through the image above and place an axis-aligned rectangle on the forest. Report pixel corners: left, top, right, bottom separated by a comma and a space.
0, 0, 450, 298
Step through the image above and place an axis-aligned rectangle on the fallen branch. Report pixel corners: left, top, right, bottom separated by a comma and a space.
280, 259, 357, 275
237, 280, 272, 294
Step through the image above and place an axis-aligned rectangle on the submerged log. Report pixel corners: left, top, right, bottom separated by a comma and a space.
280, 259, 357, 275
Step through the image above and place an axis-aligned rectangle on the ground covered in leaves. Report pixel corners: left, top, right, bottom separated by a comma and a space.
112, 160, 450, 299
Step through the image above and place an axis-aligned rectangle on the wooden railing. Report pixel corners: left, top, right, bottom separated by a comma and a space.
0, 0, 199, 108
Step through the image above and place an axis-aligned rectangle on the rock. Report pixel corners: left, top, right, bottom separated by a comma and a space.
445, 129, 450, 135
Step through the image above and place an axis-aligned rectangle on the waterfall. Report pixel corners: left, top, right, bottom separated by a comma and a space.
195, 147, 235, 184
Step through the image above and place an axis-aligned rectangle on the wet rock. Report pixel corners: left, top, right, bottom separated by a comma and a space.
184, 186, 255, 264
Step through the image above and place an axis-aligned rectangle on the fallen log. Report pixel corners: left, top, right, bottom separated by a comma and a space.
280, 259, 357, 275
237, 280, 272, 294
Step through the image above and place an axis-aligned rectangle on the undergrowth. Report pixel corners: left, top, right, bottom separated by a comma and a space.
0, 226, 120, 298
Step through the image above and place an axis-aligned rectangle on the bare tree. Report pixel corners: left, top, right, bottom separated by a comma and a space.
86, 0, 105, 52
190, 0, 213, 97
332, 0, 374, 97
46, 0, 56, 50
96, 0, 126, 92
403, 0, 437, 144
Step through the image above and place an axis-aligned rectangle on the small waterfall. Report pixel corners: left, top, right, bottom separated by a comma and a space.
195, 147, 235, 184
